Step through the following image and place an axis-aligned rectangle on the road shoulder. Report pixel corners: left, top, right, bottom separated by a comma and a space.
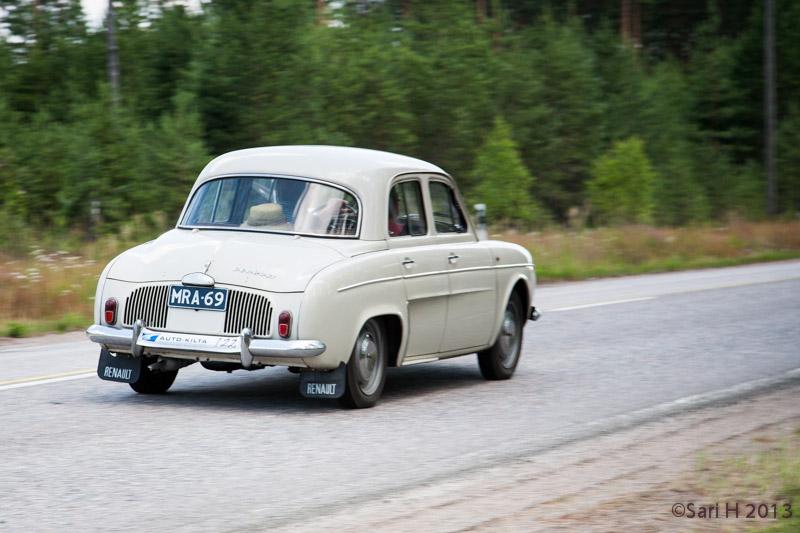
271, 385, 800, 533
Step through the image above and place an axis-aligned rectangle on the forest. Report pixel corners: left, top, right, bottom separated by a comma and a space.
1, 0, 799, 245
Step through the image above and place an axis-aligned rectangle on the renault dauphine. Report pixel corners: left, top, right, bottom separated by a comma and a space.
87, 146, 540, 407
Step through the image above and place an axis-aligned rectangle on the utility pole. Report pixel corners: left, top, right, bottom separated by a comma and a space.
107, 0, 120, 110
764, 0, 777, 216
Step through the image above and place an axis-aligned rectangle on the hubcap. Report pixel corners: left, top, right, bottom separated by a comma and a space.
498, 306, 519, 368
355, 330, 382, 395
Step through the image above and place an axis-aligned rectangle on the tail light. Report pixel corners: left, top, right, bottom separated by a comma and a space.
278, 311, 292, 338
105, 298, 118, 325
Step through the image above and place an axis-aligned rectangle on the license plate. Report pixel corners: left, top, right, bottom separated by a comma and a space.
168, 285, 228, 311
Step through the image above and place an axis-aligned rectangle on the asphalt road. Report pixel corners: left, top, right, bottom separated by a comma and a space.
1, 260, 799, 532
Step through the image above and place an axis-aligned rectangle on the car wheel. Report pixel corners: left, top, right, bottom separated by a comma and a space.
129, 358, 178, 394
478, 292, 523, 380
339, 319, 387, 408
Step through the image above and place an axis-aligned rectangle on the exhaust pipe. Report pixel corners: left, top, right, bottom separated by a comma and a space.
530, 307, 541, 321
147, 358, 192, 373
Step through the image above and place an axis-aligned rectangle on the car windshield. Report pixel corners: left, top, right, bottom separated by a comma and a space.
181, 177, 360, 237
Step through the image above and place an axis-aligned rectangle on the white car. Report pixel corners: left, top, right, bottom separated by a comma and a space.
87, 146, 540, 407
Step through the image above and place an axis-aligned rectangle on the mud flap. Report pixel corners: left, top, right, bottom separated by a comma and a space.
97, 348, 142, 383
299, 363, 346, 399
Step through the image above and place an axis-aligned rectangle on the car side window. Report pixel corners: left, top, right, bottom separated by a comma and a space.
388, 181, 427, 237
429, 181, 467, 233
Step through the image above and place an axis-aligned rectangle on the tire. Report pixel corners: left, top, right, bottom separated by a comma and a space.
478, 292, 523, 380
129, 358, 178, 394
339, 319, 387, 408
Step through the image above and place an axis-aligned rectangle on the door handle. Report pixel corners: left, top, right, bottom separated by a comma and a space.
401, 258, 415, 266
447, 254, 459, 264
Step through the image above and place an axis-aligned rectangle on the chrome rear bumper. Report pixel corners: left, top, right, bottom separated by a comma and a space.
87, 322, 326, 369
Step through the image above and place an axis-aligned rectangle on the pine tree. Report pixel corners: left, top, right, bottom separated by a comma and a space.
504, 10, 604, 221
777, 105, 800, 215
587, 137, 655, 225
472, 117, 541, 226
640, 62, 709, 225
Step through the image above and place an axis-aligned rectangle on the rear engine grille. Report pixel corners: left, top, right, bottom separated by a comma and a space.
123, 285, 272, 337
123, 285, 170, 329
224, 290, 272, 337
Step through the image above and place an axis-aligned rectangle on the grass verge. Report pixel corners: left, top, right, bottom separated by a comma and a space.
499, 220, 800, 280
1, 314, 93, 338
695, 425, 800, 532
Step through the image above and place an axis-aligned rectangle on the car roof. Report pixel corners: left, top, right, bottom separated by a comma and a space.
196, 146, 448, 194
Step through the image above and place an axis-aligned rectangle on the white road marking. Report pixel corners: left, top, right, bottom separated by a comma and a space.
541, 274, 800, 313
546, 296, 656, 312
0, 371, 95, 391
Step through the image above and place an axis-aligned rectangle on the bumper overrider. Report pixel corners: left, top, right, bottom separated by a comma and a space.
86, 320, 326, 369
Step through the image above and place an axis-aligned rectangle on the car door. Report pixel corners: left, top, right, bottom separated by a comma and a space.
387, 179, 450, 360
428, 179, 497, 353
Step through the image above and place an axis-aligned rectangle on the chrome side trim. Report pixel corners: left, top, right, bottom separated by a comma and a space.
403, 270, 451, 280
489, 262, 535, 270
400, 356, 439, 366
337, 275, 404, 293
336, 263, 535, 292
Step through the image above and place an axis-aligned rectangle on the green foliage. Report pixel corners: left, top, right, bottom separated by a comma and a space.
640, 62, 710, 225
685, 5, 760, 219
1, 0, 797, 237
587, 137, 655, 225
777, 105, 800, 216
287, 10, 418, 152
4, 322, 29, 338
396, 0, 497, 184
589, 20, 647, 144
472, 117, 540, 226
502, 10, 604, 220
53, 312, 91, 333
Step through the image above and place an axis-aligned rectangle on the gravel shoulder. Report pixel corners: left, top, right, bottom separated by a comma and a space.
269, 385, 800, 533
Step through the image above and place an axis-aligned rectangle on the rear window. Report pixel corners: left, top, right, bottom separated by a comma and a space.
181, 177, 360, 237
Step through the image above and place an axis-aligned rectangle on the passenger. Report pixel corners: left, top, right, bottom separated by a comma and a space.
388, 189, 406, 237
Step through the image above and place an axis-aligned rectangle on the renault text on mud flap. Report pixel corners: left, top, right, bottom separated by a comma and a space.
103, 366, 133, 380
307, 383, 337, 395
